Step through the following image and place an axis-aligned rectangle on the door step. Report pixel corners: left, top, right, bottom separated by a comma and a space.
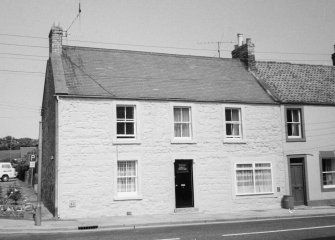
174, 207, 199, 213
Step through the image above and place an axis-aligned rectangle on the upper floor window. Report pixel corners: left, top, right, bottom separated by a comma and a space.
225, 108, 242, 139
117, 105, 136, 139
286, 107, 305, 141
174, 107, 192, 138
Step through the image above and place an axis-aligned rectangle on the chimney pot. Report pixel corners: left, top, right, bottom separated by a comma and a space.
237, 33, 243, 47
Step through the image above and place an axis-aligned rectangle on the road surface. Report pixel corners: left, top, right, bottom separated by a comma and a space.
2, 215, 335, 239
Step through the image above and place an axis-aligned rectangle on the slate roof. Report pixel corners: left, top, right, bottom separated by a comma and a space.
254, 61, 335, 105
52, 46, 275, 104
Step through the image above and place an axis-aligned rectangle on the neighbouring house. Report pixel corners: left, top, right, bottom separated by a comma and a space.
232, 34, 335, 207
42, 25, 287, 219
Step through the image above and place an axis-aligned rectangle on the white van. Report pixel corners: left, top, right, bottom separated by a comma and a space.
0, 163, 17, 182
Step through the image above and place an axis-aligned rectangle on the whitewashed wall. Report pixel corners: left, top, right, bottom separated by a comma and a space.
56, 97, 285, 218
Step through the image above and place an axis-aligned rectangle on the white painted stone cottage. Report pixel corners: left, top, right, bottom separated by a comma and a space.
42, 26, 286, 219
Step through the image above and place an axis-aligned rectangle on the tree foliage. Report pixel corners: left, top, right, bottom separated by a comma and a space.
0, 136, 38, 150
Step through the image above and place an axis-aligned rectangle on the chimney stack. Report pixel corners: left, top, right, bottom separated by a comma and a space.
237, 33, 243, 47
332, 44, 335, 66
49, 24, 63, 57
231, 33, 256, 71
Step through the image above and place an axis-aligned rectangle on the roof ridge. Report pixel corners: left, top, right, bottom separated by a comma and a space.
62, 45, 240, 62
256, 60, 335, 68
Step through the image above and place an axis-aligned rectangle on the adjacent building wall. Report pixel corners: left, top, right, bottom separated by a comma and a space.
56, 97, 285, 219
283, 105, 335, 205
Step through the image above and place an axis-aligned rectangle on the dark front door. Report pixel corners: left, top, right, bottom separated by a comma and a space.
290, 158, 306, 206
174, 160, 194, 208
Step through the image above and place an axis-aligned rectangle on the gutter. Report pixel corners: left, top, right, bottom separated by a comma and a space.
54, 94, 279, 106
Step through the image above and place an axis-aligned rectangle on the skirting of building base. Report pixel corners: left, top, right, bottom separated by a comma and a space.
174, 207, 199, 213
308, 199, 335, 207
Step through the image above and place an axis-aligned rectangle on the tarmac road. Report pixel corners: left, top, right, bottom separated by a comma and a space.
2, 215, 335, 240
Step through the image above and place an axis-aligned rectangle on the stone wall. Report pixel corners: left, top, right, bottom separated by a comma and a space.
56, 98, 285, 218
41, 60, 56, 216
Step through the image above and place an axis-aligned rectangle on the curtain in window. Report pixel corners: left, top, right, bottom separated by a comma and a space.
255, 169, 272, 193
117, 161, 136, 193
236, 164, 253, 194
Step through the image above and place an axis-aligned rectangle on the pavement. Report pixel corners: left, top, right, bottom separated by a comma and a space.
1, 180, 335, 234
1, 204, 335, 234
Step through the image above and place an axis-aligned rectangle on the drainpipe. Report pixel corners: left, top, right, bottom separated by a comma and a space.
54, 95, 60, 218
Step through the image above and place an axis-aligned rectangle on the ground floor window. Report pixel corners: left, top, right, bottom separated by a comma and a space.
322, 158, 335, 189
117, 161, 137, 195
236, 163, 273, 195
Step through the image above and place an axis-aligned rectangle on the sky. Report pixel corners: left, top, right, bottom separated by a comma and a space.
0, 0, 335, 139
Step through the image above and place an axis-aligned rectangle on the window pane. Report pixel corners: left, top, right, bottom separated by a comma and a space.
174, 108, 181, 122
182, 108, 190, 122
127, 177, 136, 192
225, 109, 231, 121
255, 169, 272, 193
287, 110, 292, 122
126, 123, 134, 135
117, 178, 126, 192
117, 123, 125, 135
126, 107, 134, 120
117, 106, 125, 120
231, 109, 239, 121
322, 159, 333, 172
292, 109, 300, 122
323, 172, 335, 186
226, 124, 232, 136
236, 170, 254, 194
256, 163, 271, 168
174, 123, 181, 137
232, 124, 240, 136
237, 164, 253, 168
291, 123, 300, 136
181, 123, 190, 137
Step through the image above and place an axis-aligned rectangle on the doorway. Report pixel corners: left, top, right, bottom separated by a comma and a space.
174, 160, 194, 208
289, 157, 307, 206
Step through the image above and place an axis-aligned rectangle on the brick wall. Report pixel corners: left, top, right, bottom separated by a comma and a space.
56, 98, 285, 218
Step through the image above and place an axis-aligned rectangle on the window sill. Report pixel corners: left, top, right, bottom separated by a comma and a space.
114, 195, 143, 201
171, 139, 197, 144
286, 137, 306, 142
223, 139, 247, 144
321, 187, 335, 192
113, 140, 141, 145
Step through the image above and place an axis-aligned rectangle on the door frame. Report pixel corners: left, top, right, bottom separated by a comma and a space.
174, 159, 194, 208
287, 155, 309, 205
